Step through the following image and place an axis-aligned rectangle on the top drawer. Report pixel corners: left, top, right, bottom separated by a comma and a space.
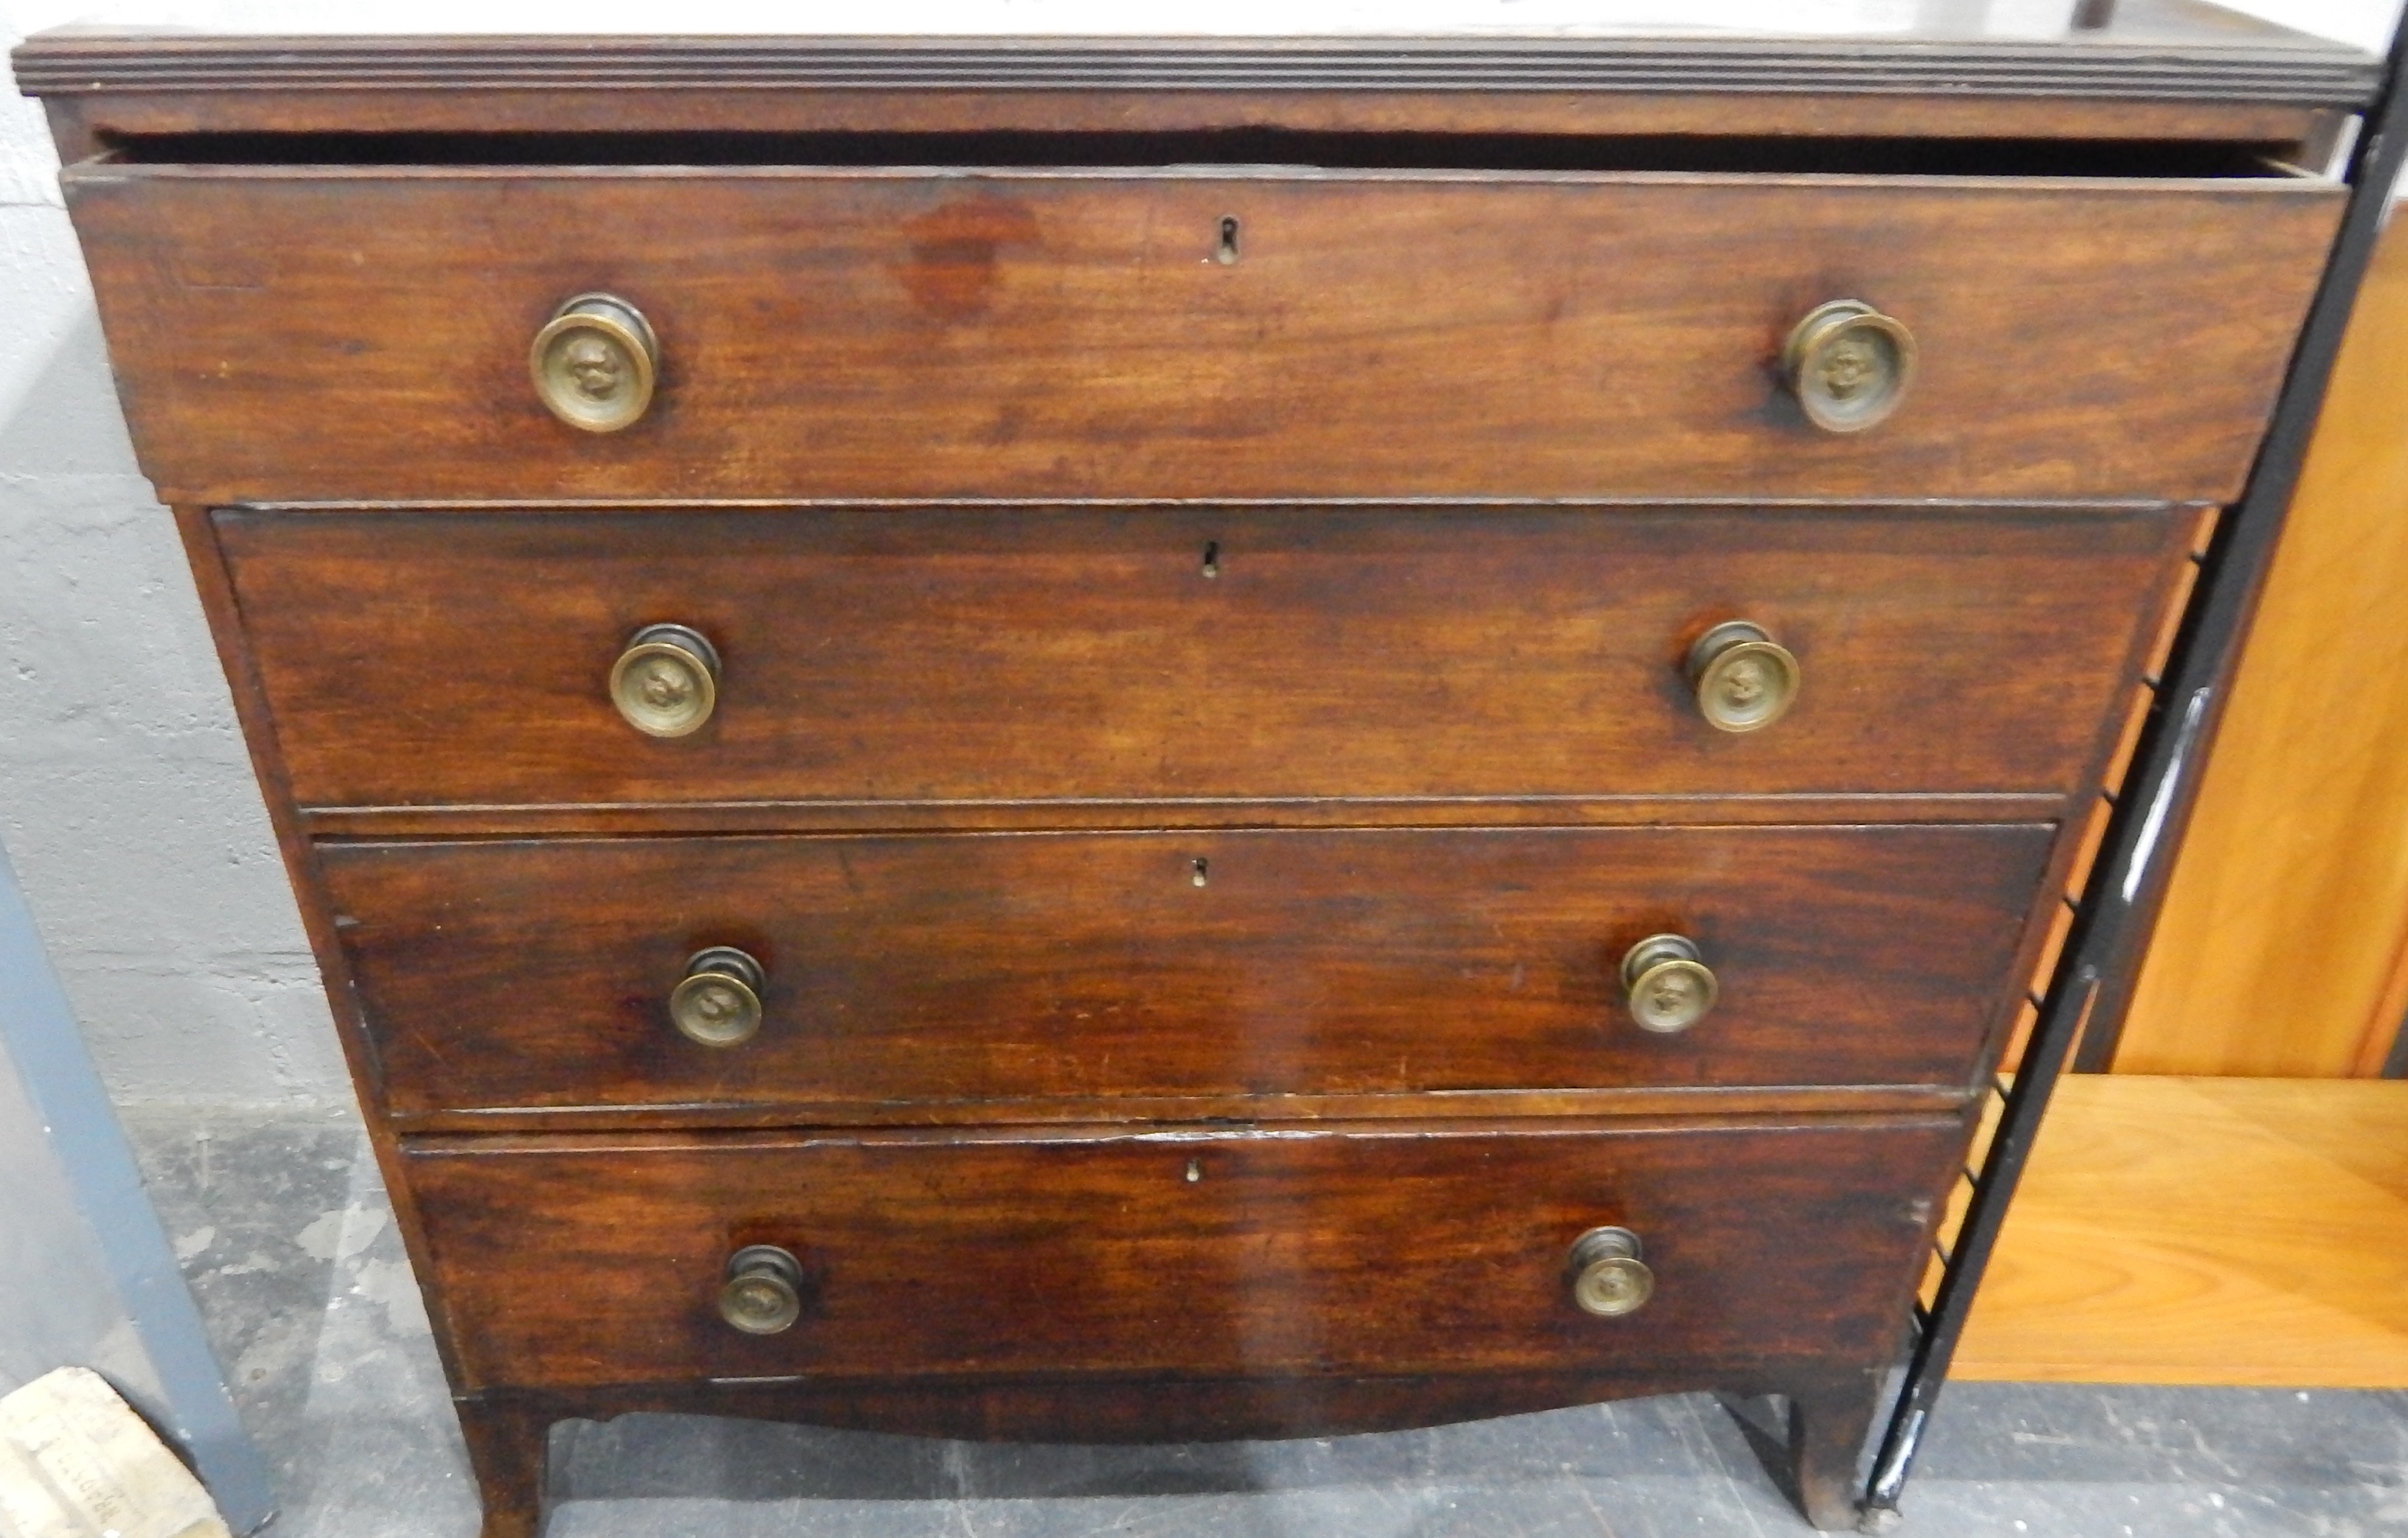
66, 163, 2337, 504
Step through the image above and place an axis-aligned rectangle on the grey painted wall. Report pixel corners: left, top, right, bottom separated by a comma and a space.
0, 0, 2396, 1111
0, 46, 345, 1108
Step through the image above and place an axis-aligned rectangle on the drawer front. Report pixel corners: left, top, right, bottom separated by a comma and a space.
225, 504, 2183, 809
329, 824, 2050, 1119
72, 167, 2335, 503
405, 1117, 1958, 1389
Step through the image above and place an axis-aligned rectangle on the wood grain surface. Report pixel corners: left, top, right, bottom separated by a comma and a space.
452, 1360, 1884, 1447
164, 500, 489, 1405
299, 792, 2070, 841
35, 92, 2348, 164
2119, 219, 2408, 1077
449, 1358, 1888, 1538
217, 503, 2188, 811
24, 40, 2368, 1533
15, 7, 2378, 105
66, 167, 2338, 503
323, 823, 2051, 1119
403, 1114, 1959, 1390
1957, 1075, 2408, 1385
1993, 502, 2217, 1074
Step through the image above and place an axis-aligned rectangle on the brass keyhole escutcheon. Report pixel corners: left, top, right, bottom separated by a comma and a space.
670, 946, 766, 1048
718, 1244, 805, 1335
1684, 620, 1799, 734
1620, 934, 1718, 1035
610, 623, 721, 738
531, 293, 660, 433
1782, 299, 1916, 434
1567, 1227, 1654, 1318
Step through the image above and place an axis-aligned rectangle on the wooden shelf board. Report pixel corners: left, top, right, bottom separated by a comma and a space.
1956, 1074, 2408, 1386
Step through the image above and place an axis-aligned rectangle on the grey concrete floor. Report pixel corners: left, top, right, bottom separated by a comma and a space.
119, 1108, 2408, 1538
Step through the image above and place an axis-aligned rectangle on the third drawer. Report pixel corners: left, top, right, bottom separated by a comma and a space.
326, 823, 2054, 1121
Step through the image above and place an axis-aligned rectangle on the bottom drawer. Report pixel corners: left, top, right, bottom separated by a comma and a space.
408, 1117, 1958, 1391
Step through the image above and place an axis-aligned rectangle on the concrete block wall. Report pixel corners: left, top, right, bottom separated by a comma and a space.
0, 0, 2396, 1110
1, 29, 343, 1107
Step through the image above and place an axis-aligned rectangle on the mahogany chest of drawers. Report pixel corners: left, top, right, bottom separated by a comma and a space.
15, 9, 2383, 1531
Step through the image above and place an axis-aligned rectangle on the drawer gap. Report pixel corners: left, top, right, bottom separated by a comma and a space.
94, 128, 2312, 179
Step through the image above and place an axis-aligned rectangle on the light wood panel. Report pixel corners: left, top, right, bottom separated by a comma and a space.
1957, 1075, 2408, 1385
2119, 218, 2408, 1077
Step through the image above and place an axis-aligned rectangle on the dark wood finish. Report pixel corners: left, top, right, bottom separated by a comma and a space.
301, 791, 2068, 840
14, 6, 2380, 107
26, 89, 2349, 157
164, 503, 488, 1402
393, 1086, 1969, 1136
216, 503, 2191, 811
453, 1397, 548, 1538
29, 24, 2342, 1526
402, 1115, 1960, 1390
1790, 1373, 1887, 1529
463, 1361, 1864, 1445
455, 1360, 1891, 1536
326, 824, 2051, 1119
66, 171, 2337, 505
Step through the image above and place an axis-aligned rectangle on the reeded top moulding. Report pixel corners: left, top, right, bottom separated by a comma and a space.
11, 0, 2379, 149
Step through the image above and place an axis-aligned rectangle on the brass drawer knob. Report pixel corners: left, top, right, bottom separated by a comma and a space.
610, 623, 720, 738
531, 292, 659, 433
1567, 1226, 1654, 1318
1783, 299, 1916, 433
718, 1244, 803, 1335
670, 946, 766, 1048
1685, 620, 1799, 733
1620, 934, 1718, 1034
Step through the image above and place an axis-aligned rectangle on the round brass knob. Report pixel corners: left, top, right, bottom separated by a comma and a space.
531, 293, 659, 433
1684, 620, 1799, 734
1782, 299, 1916, 434
718, 1245, 803, 1335
610, 623, 720, 738
1620, 934, 1718, 1035
670, 946, 765, 1048
1568, 1226, 1654, 1318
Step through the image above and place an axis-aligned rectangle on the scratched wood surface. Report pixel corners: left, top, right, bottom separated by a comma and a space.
65, 168, 2338, 505
325, 823, 2050, 1120
32, 91, 2350, 158
404, 1114, 1961, 1389
27, 35, 2365, 1528
219, 503, 2187, 813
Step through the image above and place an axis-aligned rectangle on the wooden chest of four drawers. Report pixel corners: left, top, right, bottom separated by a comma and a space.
17, 10, 2378, 1531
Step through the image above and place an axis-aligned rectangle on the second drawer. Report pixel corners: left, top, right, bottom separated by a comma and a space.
326, 823, 2053, 1120
223, 502, 2188, 811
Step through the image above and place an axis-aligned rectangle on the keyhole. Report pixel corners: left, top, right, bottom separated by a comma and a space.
1201, 540, 1220, 578
1191, 858, 1209, 887
1215, 215, 1240, 265
1185, 1159, 1203, 1183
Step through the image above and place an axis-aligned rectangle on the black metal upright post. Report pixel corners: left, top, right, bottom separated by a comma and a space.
1857, 17, 2408, 1529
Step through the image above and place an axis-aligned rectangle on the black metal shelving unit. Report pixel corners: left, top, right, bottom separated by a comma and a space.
1859, 15, 2408, 1529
